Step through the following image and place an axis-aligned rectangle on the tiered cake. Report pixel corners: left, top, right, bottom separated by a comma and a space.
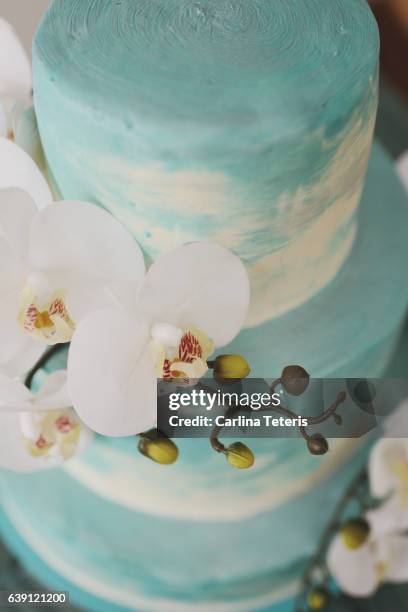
1, 1, 408, 611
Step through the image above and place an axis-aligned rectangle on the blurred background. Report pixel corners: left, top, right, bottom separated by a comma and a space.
0, 1, 407, 610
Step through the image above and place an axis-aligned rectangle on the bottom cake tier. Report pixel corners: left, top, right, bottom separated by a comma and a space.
0, 142, 407, 612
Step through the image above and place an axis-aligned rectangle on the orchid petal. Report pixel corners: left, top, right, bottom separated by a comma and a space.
0, 138, 52, 208
369, 438, 408, 499
32, 370, 71, 411
0, 102, 6, 137
139, 242, 250, 346
386, 535, 408, 582
0, 191, 42, 369
27, 201, 145, 321
384, 400, 408, 436
68, 310, 156, 436
0, 18, 31, 100
0, 374, 32, 410
0, 289, 23, 361
327, 535, 379, 597
14, 106, 47, 174
0, 335, 44, 379
0, 370, 70, 413
0, 188, 37, 276
367, 495, 408, 539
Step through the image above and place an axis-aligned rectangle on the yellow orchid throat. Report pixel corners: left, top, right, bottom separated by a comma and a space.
150, 326, 214, 383
21, 410, 81, 461
18, 288, 75, 344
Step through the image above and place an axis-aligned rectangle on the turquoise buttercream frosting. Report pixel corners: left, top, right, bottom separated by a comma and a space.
3, 143, 407, 612
3, 2, 405, 611
33, 0, 380, 323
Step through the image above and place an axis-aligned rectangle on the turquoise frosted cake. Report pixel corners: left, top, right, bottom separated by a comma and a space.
1, 1, 408, 611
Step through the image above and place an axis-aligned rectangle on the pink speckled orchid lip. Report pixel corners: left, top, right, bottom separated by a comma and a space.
0, 370, 92, 472
19, 288, 76, 345
150, 324, 214, 383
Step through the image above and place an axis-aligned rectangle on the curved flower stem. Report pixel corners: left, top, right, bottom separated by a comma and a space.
24, 344, 68, 389
204, 368, 347, 454
210, 433, 227, 454
209, 392, 347, 449
305, 391, 347, 426
269, 377, 282, 394
294, 467, 368, 612
210, 402, 241, 454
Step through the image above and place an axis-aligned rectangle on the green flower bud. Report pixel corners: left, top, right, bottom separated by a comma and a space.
213, 354, 251, 384
281, 365, 310, 395
307, 587, 329, 611
138, 431, 179, 465
340, 518, 370, 550
226, 442, 254, 469
307, 434, 329, 456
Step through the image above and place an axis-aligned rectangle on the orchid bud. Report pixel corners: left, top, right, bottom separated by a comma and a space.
307, 587, 329, 610
226, 442, 254, 469
281, 365, 310, 395
138, 431, 179, 465
307, 434, 329, 456
213, 354, 251, 383
340, 518, 370, 550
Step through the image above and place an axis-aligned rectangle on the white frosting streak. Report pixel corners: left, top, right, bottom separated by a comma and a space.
64, 438, 362, 522
61, 99, 375, 328
3, 494, 300, 612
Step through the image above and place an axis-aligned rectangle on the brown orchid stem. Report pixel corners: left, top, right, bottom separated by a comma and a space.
269, 377, 282, 394
209, 390, 347, 450
305, 391, 347, 426
294, 467, 368, 612
210, 401, 242, 454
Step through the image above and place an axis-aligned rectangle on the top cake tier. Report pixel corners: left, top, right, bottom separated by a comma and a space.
33, 0, 379, 326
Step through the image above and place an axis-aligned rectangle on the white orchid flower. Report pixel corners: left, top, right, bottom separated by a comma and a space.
0, 370, 92, 472
0, 138, 146, 374
366, 401, 408, 536
0, 18, 32, 138
68, 242, 250, 437
328, 402, 408, 598
327, 520, 408, 597
369, 436, 408, 531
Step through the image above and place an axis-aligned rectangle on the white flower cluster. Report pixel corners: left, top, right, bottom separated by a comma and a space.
0, 20, 250, 472
328, 402, 408, 597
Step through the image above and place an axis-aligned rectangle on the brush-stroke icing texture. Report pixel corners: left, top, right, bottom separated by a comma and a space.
33, 0, 379, 324
22, 3, 407, 611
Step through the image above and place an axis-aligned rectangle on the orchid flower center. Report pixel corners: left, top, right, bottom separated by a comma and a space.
20, 409, 81, 461
18, 272, 75, 344
149, 322, 214, 383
